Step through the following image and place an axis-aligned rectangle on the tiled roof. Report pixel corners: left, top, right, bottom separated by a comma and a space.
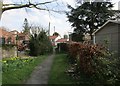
49, 36, 57, 40
0, 28, 12, 37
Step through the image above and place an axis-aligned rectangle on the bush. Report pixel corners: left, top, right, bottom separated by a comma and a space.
1, 44, 16, 50
67, 42, 120, 85
29, 31, 53, 56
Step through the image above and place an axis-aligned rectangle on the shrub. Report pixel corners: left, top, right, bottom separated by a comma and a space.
29, 31, 53, 56
67, 42, 120, 85
2, 44, 16, 50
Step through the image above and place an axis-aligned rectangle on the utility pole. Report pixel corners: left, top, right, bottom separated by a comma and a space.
48, 22, 50, 36
54, 26, 55, 33
16, 34, 19, 57
118, 1, 120, 11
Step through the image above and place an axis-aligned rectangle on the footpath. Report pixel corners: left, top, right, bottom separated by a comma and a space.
25, 54, 55, 84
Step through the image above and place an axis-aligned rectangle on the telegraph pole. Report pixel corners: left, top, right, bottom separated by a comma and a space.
54, 26, 55, 33
16, 33, 19, 57
48, 22, 50, 36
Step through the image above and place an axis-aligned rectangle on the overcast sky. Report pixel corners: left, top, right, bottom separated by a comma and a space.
0, 0, 120, 37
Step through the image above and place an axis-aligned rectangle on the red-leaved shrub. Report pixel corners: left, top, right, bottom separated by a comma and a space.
68, 42, 109, 75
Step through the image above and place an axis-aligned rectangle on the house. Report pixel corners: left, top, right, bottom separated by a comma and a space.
18, 32, 30, 44
49, 36, 58, 46
17, 32, 30, 51
0, 27, 30, 51
92, 20, 120, 56
10, 30, 19, 44
0, 27, 14, 44
49, 35, 61, 47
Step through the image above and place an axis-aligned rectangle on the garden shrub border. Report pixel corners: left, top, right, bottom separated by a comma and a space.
67, 42, 120, 85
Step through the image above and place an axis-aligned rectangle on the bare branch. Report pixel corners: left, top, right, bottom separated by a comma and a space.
2, 4, 30, 12
2, 0, 57, 12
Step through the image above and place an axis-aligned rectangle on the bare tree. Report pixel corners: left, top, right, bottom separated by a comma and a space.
2, 0, 57, 12
0, 0, 67, 19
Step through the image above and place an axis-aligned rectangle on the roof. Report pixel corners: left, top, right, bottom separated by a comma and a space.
56, 38, 67, 43
11, 30, 18, 32
0, 28, 12, 37
49, 36, 57, 40
92, 20, 120, 35
18, 33, 26, 36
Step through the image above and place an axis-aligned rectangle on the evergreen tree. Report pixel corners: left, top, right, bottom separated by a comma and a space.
64, 34, 68, 39
29, 29, 53, 56
23, 18, 30, 34
67, 0, 114, 40
53, 32, 59, 37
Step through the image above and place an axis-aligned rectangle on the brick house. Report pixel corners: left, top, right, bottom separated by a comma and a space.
0, 27, 14, 44
17, 32, 30, 51
0, 27, 30, 51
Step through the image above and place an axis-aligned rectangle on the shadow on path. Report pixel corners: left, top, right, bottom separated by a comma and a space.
25, 54, 55, 84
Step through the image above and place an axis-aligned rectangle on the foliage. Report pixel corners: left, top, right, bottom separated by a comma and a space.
1, 44, 16, 50
2, 57, 34, 73
67, 42, 120, 85
2, 56, 47, 84
70, 32, 84, 42
67, 1, 114, 40
23, 18, 30, 34
53, 32, 59, 37
29, 30, 53, 56
64, 34, 68, 39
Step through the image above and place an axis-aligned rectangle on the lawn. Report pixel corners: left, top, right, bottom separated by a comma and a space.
48, 54, 77, 84
2, 55, 47, 84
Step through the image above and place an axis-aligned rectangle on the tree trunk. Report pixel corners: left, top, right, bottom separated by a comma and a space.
0, 0, 3, 20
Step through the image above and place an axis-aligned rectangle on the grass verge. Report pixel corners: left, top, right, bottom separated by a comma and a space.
48, 54, 76, 84
2, 55, 47, 84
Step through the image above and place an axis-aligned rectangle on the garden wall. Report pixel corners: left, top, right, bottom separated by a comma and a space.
1, 46, 17, 58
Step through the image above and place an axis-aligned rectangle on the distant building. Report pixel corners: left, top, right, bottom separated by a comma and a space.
0, 27, 15, 44
0, 27, 30, 51
49, 36, 58, 46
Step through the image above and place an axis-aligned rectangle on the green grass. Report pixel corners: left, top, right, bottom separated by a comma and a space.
2, 55, 48, 84
48, 54, 77, 84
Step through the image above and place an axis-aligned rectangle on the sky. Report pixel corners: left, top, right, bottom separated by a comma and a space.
0, 0, 120, 37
